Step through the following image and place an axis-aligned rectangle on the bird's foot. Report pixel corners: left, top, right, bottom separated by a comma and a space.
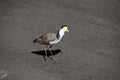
48, 56, 56, 62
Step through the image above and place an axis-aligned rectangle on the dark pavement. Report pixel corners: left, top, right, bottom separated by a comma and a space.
0, 0, 120, 80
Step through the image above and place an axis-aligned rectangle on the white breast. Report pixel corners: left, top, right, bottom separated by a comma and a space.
50, 29, 65, 44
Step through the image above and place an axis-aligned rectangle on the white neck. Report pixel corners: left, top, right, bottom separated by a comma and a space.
59, 29, 65, 39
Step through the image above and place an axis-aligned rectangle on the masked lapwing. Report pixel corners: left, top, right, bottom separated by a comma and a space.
33, 25, 69, 61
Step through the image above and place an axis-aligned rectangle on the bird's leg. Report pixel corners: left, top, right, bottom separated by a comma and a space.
44, 45, 48, 57
49, 45, 53, 56
48, 45, 56, 61
45, 48, 47, 57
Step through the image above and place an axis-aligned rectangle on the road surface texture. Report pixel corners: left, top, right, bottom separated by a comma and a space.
0, 0, 120, 80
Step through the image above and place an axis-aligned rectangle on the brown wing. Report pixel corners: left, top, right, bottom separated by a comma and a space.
38, 32, 57, 45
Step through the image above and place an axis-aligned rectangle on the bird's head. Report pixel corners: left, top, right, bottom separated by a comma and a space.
61, 25, 69, 32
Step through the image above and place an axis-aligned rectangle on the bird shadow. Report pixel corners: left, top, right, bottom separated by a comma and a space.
31, 49, 62, 61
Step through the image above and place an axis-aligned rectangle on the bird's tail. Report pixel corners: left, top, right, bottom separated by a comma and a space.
33, 38, 40, 43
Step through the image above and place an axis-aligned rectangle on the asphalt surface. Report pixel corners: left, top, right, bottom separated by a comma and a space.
0, 0, 120, 80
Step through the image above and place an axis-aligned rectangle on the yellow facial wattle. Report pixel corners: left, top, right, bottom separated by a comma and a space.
63, 27, 69, 32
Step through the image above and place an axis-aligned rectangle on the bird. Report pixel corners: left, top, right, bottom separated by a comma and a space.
33, 25, 69, 61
